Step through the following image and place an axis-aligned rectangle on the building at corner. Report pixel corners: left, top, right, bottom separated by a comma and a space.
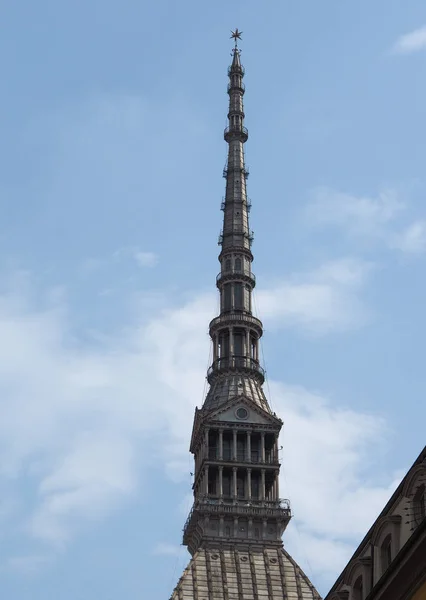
326, 445, 426, 600
169, 34, 321, 600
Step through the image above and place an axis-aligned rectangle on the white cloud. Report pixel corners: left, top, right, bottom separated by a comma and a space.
306, 187, 426, 256
390, 220, 426, 254
306, 187, 403, 237
0, 272, 397, 589
257, 258, 372, 334
392, 25, 426, 55
133, 251, 159, 268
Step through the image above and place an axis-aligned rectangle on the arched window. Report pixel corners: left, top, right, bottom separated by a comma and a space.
380, 534, 392, 574
225, 259, 231, 272
235, 257, 242, 272
414, 484, 426, 526
353, 576, 363, 600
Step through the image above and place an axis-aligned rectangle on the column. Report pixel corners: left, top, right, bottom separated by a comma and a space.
232, 467, 237, 499
247, 468, 252, 500
220, 516, 224, 537
213, 334, 217, 362
219, 466, 223, 498
260, 432, 266, 463
205, 465, 209, 495
262, 519, 267, 539
233, 429, 238, 461
261, 469, 266, 501
219, 429, 223, 460
246, 330, 250, 366
205, 427, 210, 460
246, 431, 251, 461
234, 516, 238, 537
248, 518, 253, 539
229, 326, 234, 367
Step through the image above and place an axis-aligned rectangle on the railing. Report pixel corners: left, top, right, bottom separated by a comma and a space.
228, 65, 245, 77
216, 269, 255, 285
223, 166, 249, 178
209, 312, 263, 334
227, 81, 245, 93
207, 356, 265, 383
217, 229, 254, 247
207, 449, 279, 465
221, 197, 252, 211
224, 125, 248, 141
184, 497, 291, 534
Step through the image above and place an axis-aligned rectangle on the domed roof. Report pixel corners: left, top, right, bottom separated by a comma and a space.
170, 547, 321, 600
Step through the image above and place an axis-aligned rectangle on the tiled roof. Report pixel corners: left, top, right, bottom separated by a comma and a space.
170, 547, 322, 600
203, 374, 271, 414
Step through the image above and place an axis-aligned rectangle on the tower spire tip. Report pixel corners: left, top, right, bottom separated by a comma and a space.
230, 28, 243, 48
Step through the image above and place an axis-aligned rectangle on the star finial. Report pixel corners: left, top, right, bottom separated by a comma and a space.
230, 28, 243, 48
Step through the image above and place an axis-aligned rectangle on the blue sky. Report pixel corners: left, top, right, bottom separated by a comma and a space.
1, 0, 426, 597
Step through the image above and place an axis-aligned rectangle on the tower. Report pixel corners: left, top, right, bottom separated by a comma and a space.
170, 32, 321, 600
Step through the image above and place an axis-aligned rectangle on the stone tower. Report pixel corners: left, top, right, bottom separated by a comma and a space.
170, 32, 321, 600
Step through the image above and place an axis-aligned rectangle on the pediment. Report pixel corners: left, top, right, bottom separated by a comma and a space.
206, 395, 281, 428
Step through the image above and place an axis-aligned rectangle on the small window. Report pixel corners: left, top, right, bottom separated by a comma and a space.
414, 484, 426, 526
235, 257, 242, 271
234, 283, 243, 310
225, 526, 231, 537
225, 259, 231, 271
381, 535, 392, 574
353, 576, 363, 600
224, 284, 231, 311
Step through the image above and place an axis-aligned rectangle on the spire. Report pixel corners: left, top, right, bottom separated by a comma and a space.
206, 29, 265, 411
169, 34, 321, 600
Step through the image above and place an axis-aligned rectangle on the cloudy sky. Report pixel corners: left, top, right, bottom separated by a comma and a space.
0, 0, 426, 598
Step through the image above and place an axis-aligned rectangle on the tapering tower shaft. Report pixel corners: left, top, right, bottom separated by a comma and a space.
208, 46, 264, 387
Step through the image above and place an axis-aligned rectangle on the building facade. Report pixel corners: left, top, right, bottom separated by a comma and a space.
169, 33, 321, 600
325, 445, 426, 600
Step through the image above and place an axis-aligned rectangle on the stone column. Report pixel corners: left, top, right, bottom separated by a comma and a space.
261, 469, 266, 501
219, 516, 224, 537
219, 429, 223, 460
276, 476, 280, 500
205, 465, 209, 496
234, 516, 238, 537
232, 467, 238, 499
205, 428, 210, 460
246, 431, 251, 462
233, 429, 238, 461
219, 466, 223, 498
246, 330, 250, 365
229, 326, 234, 366
248, 518, 253, 539
260, 432, 266, 463
262, 519, 267, 538
247, 468, 252, 500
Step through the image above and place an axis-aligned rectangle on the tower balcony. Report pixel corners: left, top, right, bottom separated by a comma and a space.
209, 312, 263, 337
227, 81, 245, 94
183, 497, 291, 550
221, 197, 252, 211
223, 165, 249, 178
224, 125, 248, 143
218, 229, 254, 247
216, 269, 256, 288
228, 65, 245, 77
207, 356, 265, 385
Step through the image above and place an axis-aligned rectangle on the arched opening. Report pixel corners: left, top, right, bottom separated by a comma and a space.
353, 576, 363, 600
380, 534, 392, 574
414, 483, 426, 526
